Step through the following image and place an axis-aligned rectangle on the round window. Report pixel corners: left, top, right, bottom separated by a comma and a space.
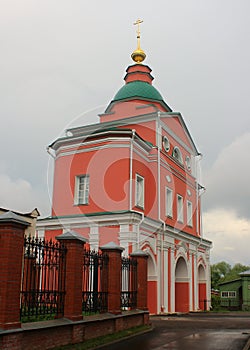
162, 136, 170, 152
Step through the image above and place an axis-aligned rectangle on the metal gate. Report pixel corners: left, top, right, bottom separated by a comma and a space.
82, 248, 108, 314
121, 256, 137, 310
20, 236, 66, 321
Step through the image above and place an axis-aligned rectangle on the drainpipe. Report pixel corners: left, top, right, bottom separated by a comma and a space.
136, 211, 144, 250
157, 111, 167, 313
195, 154, 203, 236
199, 186, 205, 238
195, 154, 207, 311
157, 112, 162, 221
129, 130, 144, 250
129, 130, 136, 211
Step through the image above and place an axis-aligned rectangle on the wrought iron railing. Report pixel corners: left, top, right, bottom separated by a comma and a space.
121, 256, 137, 310
82, 248, 108, 314
201, 298, 250, 311
20, 236, 66, 321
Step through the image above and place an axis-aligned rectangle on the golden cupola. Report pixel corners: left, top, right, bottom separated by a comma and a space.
131, 19, 146, 63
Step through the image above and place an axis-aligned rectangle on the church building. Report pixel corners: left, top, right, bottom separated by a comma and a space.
37, 21, 212, 314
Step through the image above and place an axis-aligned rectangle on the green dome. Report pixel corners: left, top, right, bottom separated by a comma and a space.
113, 81, 163, 102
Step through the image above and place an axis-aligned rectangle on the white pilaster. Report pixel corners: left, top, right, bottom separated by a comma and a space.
163, 248, 168, 312
188, 255, 193, 311
157, 244, 161, 314
206, 251, 211, 309
170, 247, 175, 312
119, 224, 129, 255
89, 225, 99, 250
193, 253, 198, 310
37, 229, 45, 239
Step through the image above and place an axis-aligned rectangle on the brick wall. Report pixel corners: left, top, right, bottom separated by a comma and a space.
0, 311, 149, 350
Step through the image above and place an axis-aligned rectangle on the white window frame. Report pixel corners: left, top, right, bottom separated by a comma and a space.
166, 187, 173, 218
177, 195, 184, 223
221, 291, 236, 298
187, 200, 193, 227
135, 174, 144, 209
74, 175, 89, 205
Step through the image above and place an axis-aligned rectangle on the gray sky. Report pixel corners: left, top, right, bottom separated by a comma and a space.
1, 0, 250, 265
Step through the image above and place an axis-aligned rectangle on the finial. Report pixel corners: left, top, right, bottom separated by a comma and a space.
134, 19, 143, 49
131, 18, 146, 64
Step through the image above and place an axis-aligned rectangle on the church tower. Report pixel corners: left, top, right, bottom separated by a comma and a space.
37, 20, 212, 314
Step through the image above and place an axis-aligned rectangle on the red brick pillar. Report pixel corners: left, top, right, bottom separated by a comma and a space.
56, 230, 87, 321
0, 211, 29, 330
100, 242, 124, 315
130, 250, 148, 311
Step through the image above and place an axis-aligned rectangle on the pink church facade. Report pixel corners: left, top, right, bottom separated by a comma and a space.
37, 57, 211, 314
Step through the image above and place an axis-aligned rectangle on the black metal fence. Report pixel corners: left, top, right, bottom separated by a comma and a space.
82, 248, 109, 314
202, 298, 250, 311
21, 237, 139, 321
121, 256, 137, 310
20, 236, 67, 321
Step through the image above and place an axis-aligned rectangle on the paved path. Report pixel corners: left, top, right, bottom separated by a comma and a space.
100, 313, 250, 350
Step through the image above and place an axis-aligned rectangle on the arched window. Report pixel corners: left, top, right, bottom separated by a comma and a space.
172, 146, 183, 164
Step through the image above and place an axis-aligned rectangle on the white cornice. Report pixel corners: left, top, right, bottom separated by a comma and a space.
54, 134, 152, 158
54, 134, 132, 154
37, 211, 144, 230
37, 211, 211, 250
50, 112, 198, 156
66, 113, 157, 137
164, 225, 212, 248
56, 136, 131, 153
57, 142, 130, 159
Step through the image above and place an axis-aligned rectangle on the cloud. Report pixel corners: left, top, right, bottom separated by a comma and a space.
0, 173, 50, 216
203, 132, 250, 219
203, 208, 250, 265
203, 133, 250, 264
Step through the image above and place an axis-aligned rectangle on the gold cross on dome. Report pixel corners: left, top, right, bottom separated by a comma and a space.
133, 19, 143, 48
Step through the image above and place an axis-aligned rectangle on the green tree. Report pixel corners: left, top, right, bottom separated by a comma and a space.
211, 261, 231, 289
211, 261, 250, 289
223, 263, 250, 282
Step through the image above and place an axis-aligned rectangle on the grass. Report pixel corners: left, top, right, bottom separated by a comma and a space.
21, 313, 56, 323
54, 324, 152, 350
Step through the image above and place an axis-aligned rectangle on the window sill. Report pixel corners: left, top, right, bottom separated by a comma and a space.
73, 203, 89, 206
135, 205, 144, 210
